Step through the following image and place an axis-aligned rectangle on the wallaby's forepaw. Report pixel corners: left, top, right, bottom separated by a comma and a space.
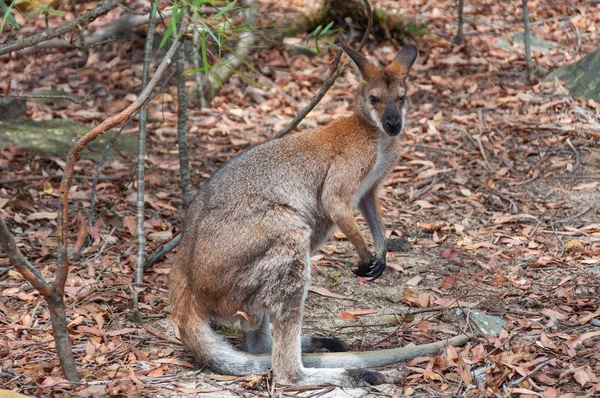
346, 369, 390, 386
310, 337, 351, 352
352, 256, 386, 282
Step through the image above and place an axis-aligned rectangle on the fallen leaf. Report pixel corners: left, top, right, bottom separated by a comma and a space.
26, 212, 57, 220
308, 286, 356, 301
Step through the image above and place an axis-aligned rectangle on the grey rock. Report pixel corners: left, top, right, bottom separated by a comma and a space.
449, 308, 507, 336
494, 32, 563, 54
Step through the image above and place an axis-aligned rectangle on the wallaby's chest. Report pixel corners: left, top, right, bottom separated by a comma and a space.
354, 139, 400, 203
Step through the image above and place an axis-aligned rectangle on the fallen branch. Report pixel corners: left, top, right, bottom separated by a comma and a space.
0, 0, 123, 55
275, 0, 372, 138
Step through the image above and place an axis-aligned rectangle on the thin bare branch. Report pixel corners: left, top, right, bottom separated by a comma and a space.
0, 217, 52, 299
275, 0, 372, 138
0, 0, 123, 55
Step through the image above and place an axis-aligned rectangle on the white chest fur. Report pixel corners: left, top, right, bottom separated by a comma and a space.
354, 136, 400, 205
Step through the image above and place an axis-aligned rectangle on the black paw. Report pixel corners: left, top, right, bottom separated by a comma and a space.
352, 256, 386, 282
311, 337, 351, 352
346, 369, 390, 386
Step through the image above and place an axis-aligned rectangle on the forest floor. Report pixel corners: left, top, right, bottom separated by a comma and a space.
1, 0, 600, 397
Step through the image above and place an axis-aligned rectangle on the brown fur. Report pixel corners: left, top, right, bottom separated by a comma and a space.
170, 46, 420, 387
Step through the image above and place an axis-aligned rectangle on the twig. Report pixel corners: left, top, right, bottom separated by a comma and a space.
0, 0, 123, 55
565, 138, 580, 173
477, 109, 493, 171
275, 0, 372, 138
492, 190, 520, 214
144, 233, 182, 270
0, 174, 123, 186
550, 222, 565, 256
509, 358, 553, 386
204, 0, 259, 103
143, 326, 182, 345
522, 0, 533, 80
413, 175, 437, 200
573, 23, 581, 56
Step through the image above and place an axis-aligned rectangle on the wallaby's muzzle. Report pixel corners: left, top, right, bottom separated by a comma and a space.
383, 116, 402, 136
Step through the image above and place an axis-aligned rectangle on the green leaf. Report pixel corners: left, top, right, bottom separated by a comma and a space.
225, 64, 260, 87
321, 21, 334, 36
0, 0, 20, 30
33, 5, 63, 15
159, 0, 180, 48
212, 0, 236, 20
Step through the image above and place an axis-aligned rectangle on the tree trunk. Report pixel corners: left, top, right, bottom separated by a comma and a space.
522, 0, 533, 79
177, 21, 192, 209
48, 292, 80, 382
135, 1, 157, 289
454, 0, 464, 44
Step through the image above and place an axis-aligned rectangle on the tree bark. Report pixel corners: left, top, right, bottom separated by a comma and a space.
522, 0, 533, 79
135, 0, 158, 289
47, 292, 79, 381
454, 0, 464, 44
177, 41, 193, 208
0, 217, 80, 382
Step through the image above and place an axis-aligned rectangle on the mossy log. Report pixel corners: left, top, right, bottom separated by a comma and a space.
545, 48, 600, 102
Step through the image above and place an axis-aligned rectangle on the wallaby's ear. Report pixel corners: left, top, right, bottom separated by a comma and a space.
387, 45, 419, 76
341, 44, 379, 79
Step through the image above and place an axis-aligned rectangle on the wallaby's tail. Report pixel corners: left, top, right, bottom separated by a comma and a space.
301, 334, 471, 369
170, 272, 271, 375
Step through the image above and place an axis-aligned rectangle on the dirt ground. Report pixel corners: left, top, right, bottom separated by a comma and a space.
1, 0, 600, 397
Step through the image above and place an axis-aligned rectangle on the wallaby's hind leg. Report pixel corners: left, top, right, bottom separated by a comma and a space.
241, 311, 349, 354
268, 254, 385, 387
241, 312, 273, 354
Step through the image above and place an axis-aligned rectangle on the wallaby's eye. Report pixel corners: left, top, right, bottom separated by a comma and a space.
370, 95, 380, 104
397, 95, 406, 102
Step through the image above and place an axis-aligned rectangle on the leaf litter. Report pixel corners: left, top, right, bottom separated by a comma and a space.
1, 0, 600, 396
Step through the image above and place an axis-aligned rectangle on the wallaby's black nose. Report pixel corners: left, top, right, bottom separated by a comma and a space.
384, 118, 401, 131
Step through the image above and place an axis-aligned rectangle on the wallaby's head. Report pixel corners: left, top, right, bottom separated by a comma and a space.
342, 45, 419, 137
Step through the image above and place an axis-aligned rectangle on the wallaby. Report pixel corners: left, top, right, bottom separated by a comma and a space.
169, 45, 470, 387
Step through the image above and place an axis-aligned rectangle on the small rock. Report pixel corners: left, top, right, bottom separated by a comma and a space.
387, 237, 411, 252
449, 308, 507, 336
582, 338, 594, 348
494, 33, 563, 54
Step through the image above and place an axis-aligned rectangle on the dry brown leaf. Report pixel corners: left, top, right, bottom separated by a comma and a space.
308, 285, 356, 301
26, 212, 57, 220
